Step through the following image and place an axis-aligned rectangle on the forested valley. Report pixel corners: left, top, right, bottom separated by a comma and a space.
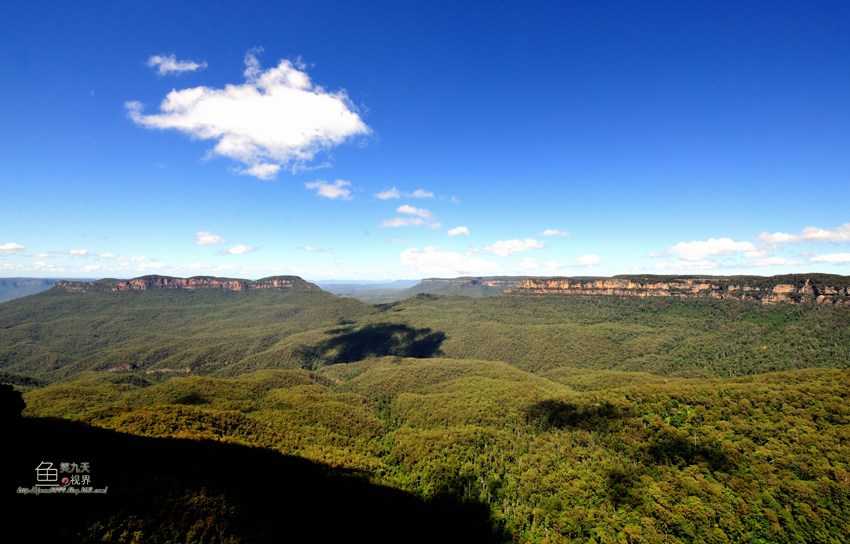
2, 284, 849, 542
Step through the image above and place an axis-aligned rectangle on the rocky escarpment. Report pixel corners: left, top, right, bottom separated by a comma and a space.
509, 274, 850, 304
54, 275, 321, 293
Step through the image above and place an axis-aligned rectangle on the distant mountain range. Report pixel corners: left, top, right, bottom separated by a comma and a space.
3, 273, 849, 305
0, 278, 59, 303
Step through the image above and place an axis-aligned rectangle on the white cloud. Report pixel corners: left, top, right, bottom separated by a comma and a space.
240, 163, 281, 180
195, 231, 226, 245
136, 261, 167, 271
447, 226, 470, 237
222, 245, 257, 255
654, 260, 719, 271
667, 237, 756, 261
376, 187, 434, 199
751, 257, 800, 267
0, 263, 24, 270
305, 179, 352, 200
400, 247, 498, 277
381, 217, 425, 228
147, 54, 208, 75
484, 238, 545, 257
127, 50, 369, 178
758, 223, 850, 244
577, 254, 602, 267
301, 245, 335, 253
541, 229, 570, 237
811, 253, 850, 264
518, 257, 567, 276
376, 187, 400, 200
387, 237, 410, 244
68, 249, 89, 257
0, 242, 24, 253
33, 261, 63, 271
397, 205, 432, 219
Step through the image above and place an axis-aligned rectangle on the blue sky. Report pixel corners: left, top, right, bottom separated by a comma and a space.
2, 1, 849, 280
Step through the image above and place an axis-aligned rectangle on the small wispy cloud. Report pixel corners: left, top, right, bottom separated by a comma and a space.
759, 223, 850, 244
397, 205, 432, 219
382, 204, 441, 228
306, 179, 352, 200
484, 238, 545, 257
33, 261, 64, 272
68, 249, 89, 257
0, 242, 24, 254
146, 54, 208, 75
376, 187, 401, 200
221, 245, 257, 255
400, 247, 498, 277
541, 229, 570, 237
447, 226, 470, 237
810, 253, 850, 264
375, 187, 434, 200
300, 245, 335, 254
666, 237, 755, 261
195, 231, 226, 245
576, 254, 601, 267
381, 217, 425, 228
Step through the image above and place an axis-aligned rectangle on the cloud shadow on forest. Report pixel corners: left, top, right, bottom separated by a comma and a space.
298, 323, 446, 369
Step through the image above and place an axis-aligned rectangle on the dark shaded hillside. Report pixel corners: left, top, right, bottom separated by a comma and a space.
3, 401, 500, 543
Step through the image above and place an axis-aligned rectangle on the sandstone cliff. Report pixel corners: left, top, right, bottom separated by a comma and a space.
54, 275, 321, 293
509, 274, 850, 304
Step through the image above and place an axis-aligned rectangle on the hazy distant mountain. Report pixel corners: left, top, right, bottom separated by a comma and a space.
314, 279, 420, 303
0, 278, 59, 303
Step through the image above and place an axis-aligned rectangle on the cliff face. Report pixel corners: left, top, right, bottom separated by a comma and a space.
509, 275, 850, 304
54, 275, 321, 293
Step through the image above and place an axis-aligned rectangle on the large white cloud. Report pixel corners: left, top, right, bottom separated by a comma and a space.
147, 54, 208, 75
127, 51, 370, 178
484, 238, 545, 257
400, 247, 498, 277
447, 226, 470, 237
666, 237, 756, 261
758, 223, 850, 244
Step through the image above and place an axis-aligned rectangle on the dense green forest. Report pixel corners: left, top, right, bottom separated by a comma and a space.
3, 286, 850, 542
